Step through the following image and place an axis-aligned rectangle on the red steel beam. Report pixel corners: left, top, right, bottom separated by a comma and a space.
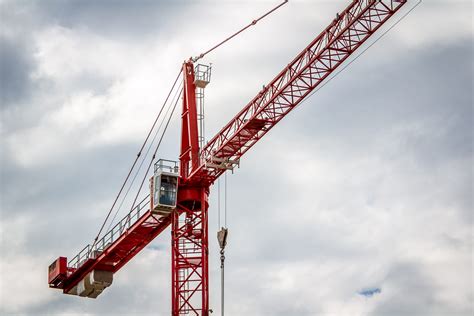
190, 0, 407, 185
50, 1, 407, 310
61, 211, 171, 293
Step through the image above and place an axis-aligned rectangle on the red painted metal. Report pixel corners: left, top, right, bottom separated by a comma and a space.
48, 257, 67, 286
172, 60, 210, 315
61, 210, 171, 294
48, 1, 407, 314
180, 61, 201, 179
191, 0, 407, 186
172, 195, 210, 315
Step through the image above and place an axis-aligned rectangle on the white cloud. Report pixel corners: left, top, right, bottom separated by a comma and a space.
0, 0, 472, 315
0, 216, 56, 313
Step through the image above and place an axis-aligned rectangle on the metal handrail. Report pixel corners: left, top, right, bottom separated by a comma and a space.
68, 195, 150, 270
154, 159, 179, 174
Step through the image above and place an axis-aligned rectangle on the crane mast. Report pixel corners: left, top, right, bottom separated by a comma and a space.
172, 61, 211, 314
47, 1, 408, 315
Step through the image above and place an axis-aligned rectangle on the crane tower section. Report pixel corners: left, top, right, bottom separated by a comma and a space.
172, 61, 212, 315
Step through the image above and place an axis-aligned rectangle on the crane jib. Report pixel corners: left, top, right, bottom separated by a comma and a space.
48, 0, 408, 303
193, 0, 407, 185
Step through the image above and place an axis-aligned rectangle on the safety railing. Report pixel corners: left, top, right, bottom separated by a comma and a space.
154, 159, 179, 174
194, 64, 212, 86
68, 196, 150, 270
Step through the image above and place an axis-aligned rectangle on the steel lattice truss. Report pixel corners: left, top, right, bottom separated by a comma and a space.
193, 0, 406, 184
49, 1, 407, 315
62, 202, 172, 294
172, 201, 209, 315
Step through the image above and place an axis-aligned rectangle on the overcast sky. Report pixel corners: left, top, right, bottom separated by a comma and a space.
0, 0, 472, 315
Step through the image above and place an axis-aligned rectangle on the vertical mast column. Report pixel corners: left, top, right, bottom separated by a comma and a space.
171, 188, 209, 315
174, 59, 211, 315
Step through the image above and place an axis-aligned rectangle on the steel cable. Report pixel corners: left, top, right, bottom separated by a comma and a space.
128, 85, 183, 214
301, 0, 422, 104
193, 0, 288, 62
105, 83, 182, 234
90, 69, 182, 251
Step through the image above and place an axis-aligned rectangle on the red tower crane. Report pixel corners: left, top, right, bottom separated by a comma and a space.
48, 1, 408, 315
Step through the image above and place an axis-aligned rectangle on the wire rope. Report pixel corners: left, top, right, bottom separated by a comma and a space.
224, 171, 227, 228
105, 79, 183, 233
301, 0, 422, 105
90, 69, 182, 250
128, 85, 183, 213
218, 177, 221, 229
193, 0, 288, 62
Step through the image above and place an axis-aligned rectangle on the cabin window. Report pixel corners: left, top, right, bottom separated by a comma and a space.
158, 175, 177, 207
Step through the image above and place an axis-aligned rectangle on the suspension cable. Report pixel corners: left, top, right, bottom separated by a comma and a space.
221, 248, 225, 316
90, 68, 182, 250
128, 85, 183, 213
224, 171, 228, 228
105, 79, 181, 233
192, 0, 288, 62
216, 171, 229, 316
218, 177, 221, 229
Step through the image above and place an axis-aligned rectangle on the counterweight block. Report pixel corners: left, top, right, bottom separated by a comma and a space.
67, 270, 113, 299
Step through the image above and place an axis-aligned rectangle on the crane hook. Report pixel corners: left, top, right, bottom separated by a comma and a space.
217, 227, 228, 316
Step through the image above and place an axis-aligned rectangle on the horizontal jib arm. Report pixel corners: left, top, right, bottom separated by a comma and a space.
193, 0, 406, 184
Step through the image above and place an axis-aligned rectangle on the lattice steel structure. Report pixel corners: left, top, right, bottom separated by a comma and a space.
48, 1, 407, 315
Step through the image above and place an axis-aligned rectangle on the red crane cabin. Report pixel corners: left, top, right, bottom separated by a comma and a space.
48, 1, 408, 315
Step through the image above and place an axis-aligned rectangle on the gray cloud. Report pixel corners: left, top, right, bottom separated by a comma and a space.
371, 262, 470, 316
0, 36, 35, 106
0, 1, 472, 315
5, 0, 182, 40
